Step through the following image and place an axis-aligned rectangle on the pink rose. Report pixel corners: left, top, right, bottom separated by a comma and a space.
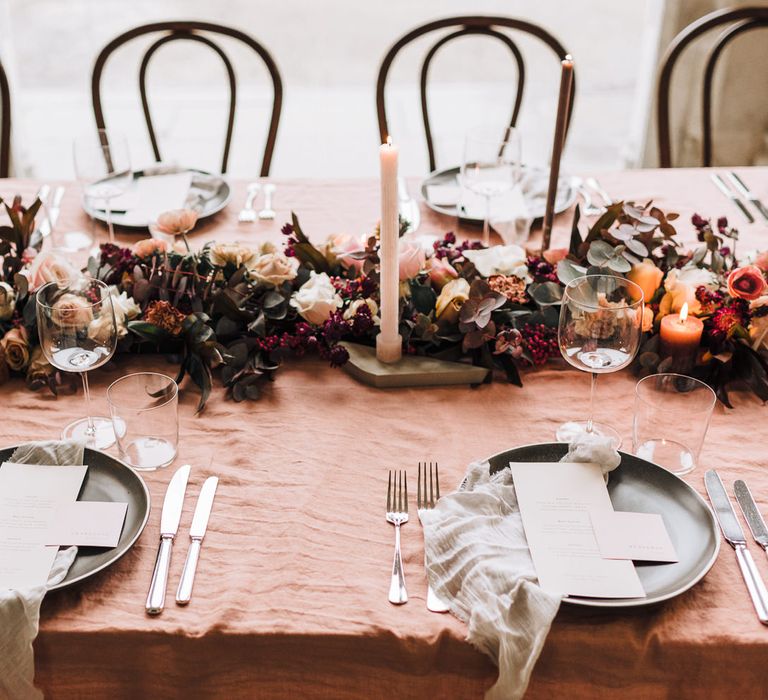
542, 248, 568, 265
398, 242, 425, 281
328, 233, 365, 273
134, 238, 169, 257
727, 265, 767, 301
755, 251, 768, 272
25, 251, 80, 292
427, 256, 458, 289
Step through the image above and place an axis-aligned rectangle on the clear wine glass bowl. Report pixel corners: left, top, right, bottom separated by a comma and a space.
36, 278, 118, 448
556, 274, 644, 448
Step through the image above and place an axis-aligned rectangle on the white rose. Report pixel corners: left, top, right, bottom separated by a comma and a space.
108, 288, 140, 322
248, 252, 299, 287
290, 272, 342, 325
0, 282, 16, 320
675, 265, 718, 289
88, 313, 120, 344
463, 245, 530, 281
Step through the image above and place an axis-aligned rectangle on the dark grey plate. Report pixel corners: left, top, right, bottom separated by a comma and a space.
486, 442, 720, 608
0, 446, 151, 590
421, 164, 576, 223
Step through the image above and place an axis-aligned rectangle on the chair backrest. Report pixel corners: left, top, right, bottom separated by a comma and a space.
657, 6, 768, 168
92, 21, 283, 176
0, 60, 10, 178
376, 16, 575, 172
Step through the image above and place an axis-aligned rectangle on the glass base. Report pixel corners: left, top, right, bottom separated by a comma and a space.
635, 438, 695, 476
555, 421, 622, 450
62, 416, 116, 450
117, 437, 176, 471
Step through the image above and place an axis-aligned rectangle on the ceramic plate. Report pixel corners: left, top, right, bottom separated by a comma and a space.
421, 164, 577, 224
84, 167, 231, 230
484, 442, 720, 608
0, 445, 151, 590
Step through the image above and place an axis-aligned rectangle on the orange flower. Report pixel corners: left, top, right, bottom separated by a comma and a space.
155, 209, 198, 236
727, 265, 767, 301
134, 238, 169, 257
144, 301, 187, 336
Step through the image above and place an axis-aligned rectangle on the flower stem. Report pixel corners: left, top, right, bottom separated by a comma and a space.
586, 371, 598, 434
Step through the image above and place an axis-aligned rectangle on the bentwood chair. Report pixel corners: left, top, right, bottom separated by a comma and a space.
657, 6, 768, 168
92, 21, 283, 176
0, 59, 10, 177
376, 16, 575, 171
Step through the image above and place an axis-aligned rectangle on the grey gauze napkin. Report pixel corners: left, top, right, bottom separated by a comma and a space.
0, 440, 84, 700
420, 434, 620, 700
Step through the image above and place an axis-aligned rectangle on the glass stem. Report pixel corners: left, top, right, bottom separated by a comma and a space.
586, 371, 597, 433
81, 371, 97, 437
482, 194, 491, 247
106, 200, 115, 244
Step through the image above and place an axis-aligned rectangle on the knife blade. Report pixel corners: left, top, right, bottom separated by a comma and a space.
734, 480, 768, 552
727, 172, 768, 223
710, 173, 755, 223
176, 476, 218, 606
146, 463, 191, 615
39, 186, 65, 238
705, 470, 768, 624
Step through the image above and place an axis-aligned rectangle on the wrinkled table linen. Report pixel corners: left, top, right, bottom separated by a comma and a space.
0, 170, 767, 698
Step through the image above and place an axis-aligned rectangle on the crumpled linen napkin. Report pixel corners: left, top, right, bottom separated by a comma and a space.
0, 441, 84, 700
420, 433, 620, 700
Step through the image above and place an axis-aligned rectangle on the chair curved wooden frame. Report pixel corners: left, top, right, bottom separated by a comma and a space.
92, 21, 283, 176
376, 15, 574, 172
0, 60, 10, 178
657, 6, 768, 168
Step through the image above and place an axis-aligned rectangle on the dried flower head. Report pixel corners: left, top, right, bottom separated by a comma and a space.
144, 300, 186, 336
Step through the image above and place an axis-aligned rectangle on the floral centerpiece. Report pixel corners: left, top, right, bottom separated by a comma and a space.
0, 194, 766, 411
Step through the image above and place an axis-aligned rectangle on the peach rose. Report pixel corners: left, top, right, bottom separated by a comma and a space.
134, 238, 169, 257
1, 326, 30, 371
248, 252, 299, 287
327, 233, 366, 273
50, 293, 94, 329
209, 242, 259, 269
154, 208, 198, 236
25, 251, 80, 292
543, 248, 568, 265
398, 242, 426, 281
627, 259, 664, 303
642, 306, 654, 333
727, 265, 767, 301
435, 278, 470, 325
426, 256, 458, 290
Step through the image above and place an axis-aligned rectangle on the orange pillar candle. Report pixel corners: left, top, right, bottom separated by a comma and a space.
659, 302, 704, 371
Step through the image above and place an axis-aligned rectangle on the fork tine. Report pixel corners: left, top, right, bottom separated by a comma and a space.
387, 470, 392, 511
435, 462, 440, 501
404, 470, 408, 513
417, 462, 422, 509
429, 461, 434, 508
396, 470, 401, 512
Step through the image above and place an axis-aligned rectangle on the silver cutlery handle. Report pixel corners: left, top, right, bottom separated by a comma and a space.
426, 584, 450, 613
262, 184, 274, 210
389, 522, 408, 605
175, 538, 201, 606
733, 197, 755, 224
244, 185, 259, 210
735, 544, 768, 625
146, 535, 174, 615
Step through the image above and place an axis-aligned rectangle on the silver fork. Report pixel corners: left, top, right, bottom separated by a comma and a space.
418, 462, 450, 613
571, 177, 603, 216
258, 183, 276, 220
586, 177, 612, 207
238, 182, 260, 222
386, 469, 408, 605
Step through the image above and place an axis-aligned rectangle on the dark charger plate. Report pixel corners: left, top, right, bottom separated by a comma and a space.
1, 446, 151, 590
486, 443, 720, 608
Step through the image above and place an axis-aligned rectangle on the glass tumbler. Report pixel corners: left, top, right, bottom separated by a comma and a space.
107, 372, 179, 470
633, 373, 716, 476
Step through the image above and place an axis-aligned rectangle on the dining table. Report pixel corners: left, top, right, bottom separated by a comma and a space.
2, 167, 768, 699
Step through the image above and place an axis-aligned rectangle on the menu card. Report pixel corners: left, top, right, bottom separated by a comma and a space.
510, 462, 645, 599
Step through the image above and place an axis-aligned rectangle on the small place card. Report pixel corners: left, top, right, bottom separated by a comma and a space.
590, 511, 678, 563
45, 502, 128, 548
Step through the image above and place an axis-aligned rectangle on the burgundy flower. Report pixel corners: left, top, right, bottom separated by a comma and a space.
328, 344, 350, 368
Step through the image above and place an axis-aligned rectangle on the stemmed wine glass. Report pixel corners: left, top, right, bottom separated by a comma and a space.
556, 274, 644, 448
460, 125, 522, 246
36, 278, 118, 449
73, 129, 132, 244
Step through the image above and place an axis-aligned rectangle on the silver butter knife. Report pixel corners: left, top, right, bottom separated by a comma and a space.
39, 185, 65, 238
176, 476, 218, 606
734, 480, 768, 556
710, 173, 754, 224
705, 470, 768, 624
146, 464, 191, 615
727, 172, 768, 223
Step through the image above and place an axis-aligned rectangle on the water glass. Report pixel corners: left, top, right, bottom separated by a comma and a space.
633, 373, 716, 476
107, 372, 179, 470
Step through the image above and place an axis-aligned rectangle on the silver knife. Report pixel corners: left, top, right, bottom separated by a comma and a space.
710, 173, 754, 224
398, 177, 421, 234
146, 464, 191, 615
39, 186, 65, 238
175, 476, 218, 606
734, 480, 768, 556
727, 172, 768, 223
705, 470, 768, 624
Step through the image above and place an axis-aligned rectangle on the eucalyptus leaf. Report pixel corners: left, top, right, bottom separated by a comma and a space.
529, 281, 564, 306
625, 238, 648, 257
556, 258, 587, 285
587, 240, 615, 267
607, 256, 631, 273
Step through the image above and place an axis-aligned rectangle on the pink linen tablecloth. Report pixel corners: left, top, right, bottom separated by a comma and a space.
1, 169, 767, 699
